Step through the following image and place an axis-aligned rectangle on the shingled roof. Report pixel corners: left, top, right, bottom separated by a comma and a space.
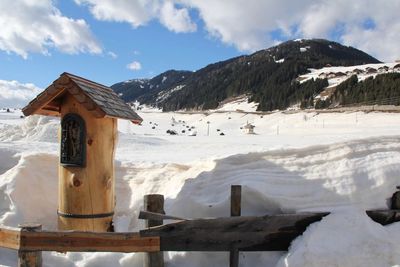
22, 72, 142, 124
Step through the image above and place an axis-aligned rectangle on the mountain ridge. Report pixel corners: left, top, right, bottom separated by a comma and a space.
112, 39, 381, 111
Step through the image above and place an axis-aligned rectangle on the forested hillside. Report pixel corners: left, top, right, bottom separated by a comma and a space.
328, 73, 400, 107
112, 39, 380, 111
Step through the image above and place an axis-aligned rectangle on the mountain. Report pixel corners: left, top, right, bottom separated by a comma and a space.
111, 70, 192, 104
112, 39, 381, 111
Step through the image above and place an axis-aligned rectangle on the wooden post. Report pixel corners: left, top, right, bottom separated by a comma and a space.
391, 186, 400, 209
144, 194, 165, 267
18, 224, 42, 267
230, 185, 241, 267
58, 95, 117, 232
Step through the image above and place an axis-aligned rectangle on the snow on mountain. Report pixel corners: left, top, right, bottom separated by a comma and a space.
1, 108, 400, 266
298, 62, 400, 101
156, 84, 186, 102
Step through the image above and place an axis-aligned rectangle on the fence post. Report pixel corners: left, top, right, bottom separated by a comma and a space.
144, 194, 165, 267
18, 223, 42, 267
230, 185, 241, 267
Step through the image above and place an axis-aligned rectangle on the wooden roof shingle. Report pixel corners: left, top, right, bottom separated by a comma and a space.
22, 72, 142, 124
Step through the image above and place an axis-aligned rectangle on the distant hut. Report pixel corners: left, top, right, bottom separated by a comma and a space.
353, 68, 363, 75
366, 67, 377, 74
243, 122, 255, 134
393, 63, 400, 71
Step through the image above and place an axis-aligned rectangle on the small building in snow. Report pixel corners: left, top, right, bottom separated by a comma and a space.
22, 72, 142, 232
243, 122, 255, 134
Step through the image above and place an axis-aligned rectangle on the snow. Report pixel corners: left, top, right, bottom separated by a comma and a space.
2, 107, 400, 266
214, 96, 258, 112
156, 84, 185, 102
277, 208, 400, 267
299, 46, 310, 53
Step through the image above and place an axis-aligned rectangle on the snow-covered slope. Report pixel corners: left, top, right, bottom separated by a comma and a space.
1, 108, 400, 266
298, 62, 400, 101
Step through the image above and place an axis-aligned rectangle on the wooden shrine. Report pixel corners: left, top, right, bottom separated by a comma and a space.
22, 72, 142, 232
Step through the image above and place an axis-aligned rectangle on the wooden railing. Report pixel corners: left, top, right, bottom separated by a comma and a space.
1, 185, 400, 267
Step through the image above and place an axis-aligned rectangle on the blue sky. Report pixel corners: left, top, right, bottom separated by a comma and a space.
0, 1, 241, 88
0, 0, 399, 108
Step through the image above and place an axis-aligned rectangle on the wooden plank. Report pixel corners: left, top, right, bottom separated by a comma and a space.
18, 224, 42, 267
140, 213, 329, 251
0, 225, 20, 250
366, 209, 400, 225
19, 231, 160, 253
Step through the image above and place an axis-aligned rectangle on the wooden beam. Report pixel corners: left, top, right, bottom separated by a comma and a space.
140, 213, 329, 251
0, 225, 20, 250
34, 109, 61, 117
19, 231, 159, 253
366, 209, 400, 225
139, 211, 186, 221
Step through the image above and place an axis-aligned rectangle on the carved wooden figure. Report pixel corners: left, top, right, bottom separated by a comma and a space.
22, 73, 142, 232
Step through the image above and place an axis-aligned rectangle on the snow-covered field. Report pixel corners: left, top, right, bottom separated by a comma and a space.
1, 102, 400, 266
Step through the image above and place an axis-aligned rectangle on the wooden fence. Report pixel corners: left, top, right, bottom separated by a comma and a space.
1, 185, 400, 267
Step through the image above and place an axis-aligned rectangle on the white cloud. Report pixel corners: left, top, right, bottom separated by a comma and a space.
127, 61, 142, 71
107, 51, 118, 59
74, 0, 400, 62
0, 80, 42, 108
159, 1, 196, 33
76, 0, 196, 33
296, 0, 400, 61
0, 0, 101, 59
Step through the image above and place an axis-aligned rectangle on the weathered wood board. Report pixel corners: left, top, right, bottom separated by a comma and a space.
140, 213, 329, 251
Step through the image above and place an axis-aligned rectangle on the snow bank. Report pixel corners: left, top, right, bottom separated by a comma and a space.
277, 208, 400, 267
0, 115, 58, 142
2, 110, 400, 266
2, 135, 400, 266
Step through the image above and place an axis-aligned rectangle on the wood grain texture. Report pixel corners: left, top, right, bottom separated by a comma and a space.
18, 224, 42, 267
58, 94, 117, 232
140, 213, 329, 251
19, 231, 159, 253
0, 225, 20, 250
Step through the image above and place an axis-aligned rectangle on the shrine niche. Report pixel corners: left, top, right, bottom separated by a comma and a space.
22, 72, 142, 232
60, 113, 86, 167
